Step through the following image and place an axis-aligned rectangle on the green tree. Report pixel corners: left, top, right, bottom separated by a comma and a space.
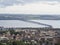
16, 41, 25, 45
8, 28, 15, 35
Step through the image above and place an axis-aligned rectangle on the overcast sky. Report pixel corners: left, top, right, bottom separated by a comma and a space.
0, 0, 60, 14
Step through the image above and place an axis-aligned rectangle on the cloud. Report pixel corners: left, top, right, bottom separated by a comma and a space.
0, 0, 60, 7
0, 1, 60, 14
0, 0, 40, 7
0, 0, 29, 7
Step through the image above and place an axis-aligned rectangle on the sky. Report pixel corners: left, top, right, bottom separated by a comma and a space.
0, 0, 60, 14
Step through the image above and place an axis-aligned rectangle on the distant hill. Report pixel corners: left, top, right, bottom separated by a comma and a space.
0, 14, 60, 20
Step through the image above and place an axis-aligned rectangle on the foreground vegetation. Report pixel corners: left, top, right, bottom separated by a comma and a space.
0, 40, 60, 45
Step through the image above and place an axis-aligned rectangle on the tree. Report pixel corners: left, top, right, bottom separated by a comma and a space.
8, 28, 15, 35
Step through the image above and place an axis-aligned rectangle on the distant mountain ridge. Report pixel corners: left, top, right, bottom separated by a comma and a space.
0, 14, 60, 20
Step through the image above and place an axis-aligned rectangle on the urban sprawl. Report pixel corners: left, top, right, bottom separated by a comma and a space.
0, 27, 60, 45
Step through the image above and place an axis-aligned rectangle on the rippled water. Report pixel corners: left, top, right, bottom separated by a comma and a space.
0, 20, 60, 28
29, 20, 60, 28
0, 20, 48, 28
